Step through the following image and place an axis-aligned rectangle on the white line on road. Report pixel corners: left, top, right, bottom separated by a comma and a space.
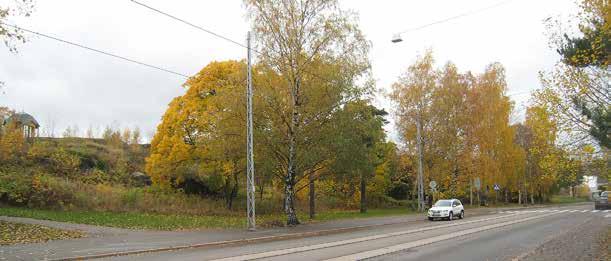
605, 214, 611, 218
210, 213, 524, 261
570, 210, 579, 212
325, 212, 561, 261
604, 210, 610, 213
591, 210, 600, 213
581, 210, 589, 213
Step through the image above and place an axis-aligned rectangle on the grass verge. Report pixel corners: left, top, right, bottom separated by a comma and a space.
0, 220, 84, 245
0, 206, 413, 231
549, 195, 590, 204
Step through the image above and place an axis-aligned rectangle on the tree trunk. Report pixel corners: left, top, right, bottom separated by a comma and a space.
309, 171, 315, 219
360, 172, 367, 213
224, 173, 239, 210
504, 189, 508, 203
224, 179, 231, 209
259, 182, 264, 200
285, 85, 301, 226
518, 189, 522, 205
469, 178, 473, 206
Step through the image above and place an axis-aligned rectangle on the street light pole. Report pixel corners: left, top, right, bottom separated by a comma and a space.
246, 31, 256, 230
416, 115, 424, 212
392, 33, 425, 212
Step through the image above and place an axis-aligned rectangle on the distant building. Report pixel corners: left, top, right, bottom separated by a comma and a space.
2, 112, 40, 138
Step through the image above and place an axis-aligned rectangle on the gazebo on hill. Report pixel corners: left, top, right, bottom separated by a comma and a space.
3, 112, 40, 138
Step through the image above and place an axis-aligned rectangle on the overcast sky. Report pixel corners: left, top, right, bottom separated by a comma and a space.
0, 0, 577, 142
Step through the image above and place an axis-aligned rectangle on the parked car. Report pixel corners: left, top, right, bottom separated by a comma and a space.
428, 199, 464, 221
594, 191, 609, 210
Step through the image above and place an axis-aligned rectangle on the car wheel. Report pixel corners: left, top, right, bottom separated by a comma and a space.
448, 212, 453, 221
428, 217, 433, 221
459, 210, 464, 219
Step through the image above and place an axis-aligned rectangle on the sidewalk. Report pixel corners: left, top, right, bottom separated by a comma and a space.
0, 204, 583, 261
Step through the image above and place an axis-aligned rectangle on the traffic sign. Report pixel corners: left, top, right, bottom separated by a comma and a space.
474, 178, 481, 190
493, 184, 500, 191
429, 180, 437, 190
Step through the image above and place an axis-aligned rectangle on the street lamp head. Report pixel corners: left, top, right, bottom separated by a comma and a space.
391, 34, 403, 43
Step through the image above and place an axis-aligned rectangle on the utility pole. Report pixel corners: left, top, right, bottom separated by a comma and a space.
416, 114, 424, 212
391, 35, 424, 212
246, 31, 256, 231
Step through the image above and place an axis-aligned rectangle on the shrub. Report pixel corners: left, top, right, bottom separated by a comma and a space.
0, 171, 32, 205
29, 174, 80, 209
79, 168, 111, 185
387, 182, 410, 200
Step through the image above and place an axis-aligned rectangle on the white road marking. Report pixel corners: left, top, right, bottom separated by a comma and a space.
605, 214, 611, 218
604, 210, 610, 213
581, 210, 589, 213
325, 212, 560, 261
210, 213, 524, 261
570, 210, 579, 212
591, 210, 600, 213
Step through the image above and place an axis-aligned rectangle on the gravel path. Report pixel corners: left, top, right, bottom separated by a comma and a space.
521, 215, 609, 261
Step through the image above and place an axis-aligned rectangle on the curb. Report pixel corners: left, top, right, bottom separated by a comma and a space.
50, 203, 588, 260
53, 219, 420, 260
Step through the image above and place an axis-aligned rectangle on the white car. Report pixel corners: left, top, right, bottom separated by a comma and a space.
428, 199, 464, 221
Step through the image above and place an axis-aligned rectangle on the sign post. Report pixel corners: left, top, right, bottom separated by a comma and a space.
493, 184, 500, 205
474, 178, 481, 206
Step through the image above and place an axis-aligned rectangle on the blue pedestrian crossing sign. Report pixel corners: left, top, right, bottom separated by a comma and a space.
493, 184, 500, 191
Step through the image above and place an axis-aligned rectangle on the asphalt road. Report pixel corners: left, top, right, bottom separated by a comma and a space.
108, 204, 609, 261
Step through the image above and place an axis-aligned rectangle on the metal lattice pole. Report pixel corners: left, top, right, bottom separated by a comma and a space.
416, 115, 424, 212
246, 31, 256, 231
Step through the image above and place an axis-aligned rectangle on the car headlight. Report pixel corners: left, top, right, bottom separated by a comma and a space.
442, 210, 448, 213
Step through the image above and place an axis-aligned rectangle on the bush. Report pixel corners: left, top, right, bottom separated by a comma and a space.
29, 174, 81, 209
0, 171, 32, 205
387, 182, 410, 200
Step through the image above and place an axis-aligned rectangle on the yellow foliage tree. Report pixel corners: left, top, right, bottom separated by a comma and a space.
146, 60, 246, 209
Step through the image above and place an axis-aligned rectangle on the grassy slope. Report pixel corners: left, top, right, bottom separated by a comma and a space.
0, 206, 413, 230
0, 195, 589, 231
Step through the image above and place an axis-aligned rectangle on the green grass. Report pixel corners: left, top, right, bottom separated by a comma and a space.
550, 195, 590, 204
308, 208, 414, 222
0, 207, 258, 230
0, 206, 414, 231
0, 220, 84, 245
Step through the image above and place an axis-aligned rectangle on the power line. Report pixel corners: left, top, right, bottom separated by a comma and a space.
129, 0, 345, 85
1, 22, 190, 78
130, 0, 249, 51
398, 0, 513, 35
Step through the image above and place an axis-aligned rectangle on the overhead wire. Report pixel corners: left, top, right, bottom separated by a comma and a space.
129, 0, 352, 85
1, 22, 190, 78
397, 0, 514, 35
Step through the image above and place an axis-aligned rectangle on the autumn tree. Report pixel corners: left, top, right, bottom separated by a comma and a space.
1, 0, 35, 90
146, 61, 247, 209
392, 51, 524, 205
537, 0, 609, 149
245, 0, 370, 225
524, 106, 560, 203
0, 122, 26, 163
0, 0, 34, 52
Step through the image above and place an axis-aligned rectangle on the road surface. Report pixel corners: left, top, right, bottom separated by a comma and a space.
108, 204, 609, 261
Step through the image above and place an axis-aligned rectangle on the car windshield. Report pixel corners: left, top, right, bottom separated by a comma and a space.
434, 200, 452, 207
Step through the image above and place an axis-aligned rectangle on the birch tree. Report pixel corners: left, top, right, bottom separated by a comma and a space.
245, 0, 370, 225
